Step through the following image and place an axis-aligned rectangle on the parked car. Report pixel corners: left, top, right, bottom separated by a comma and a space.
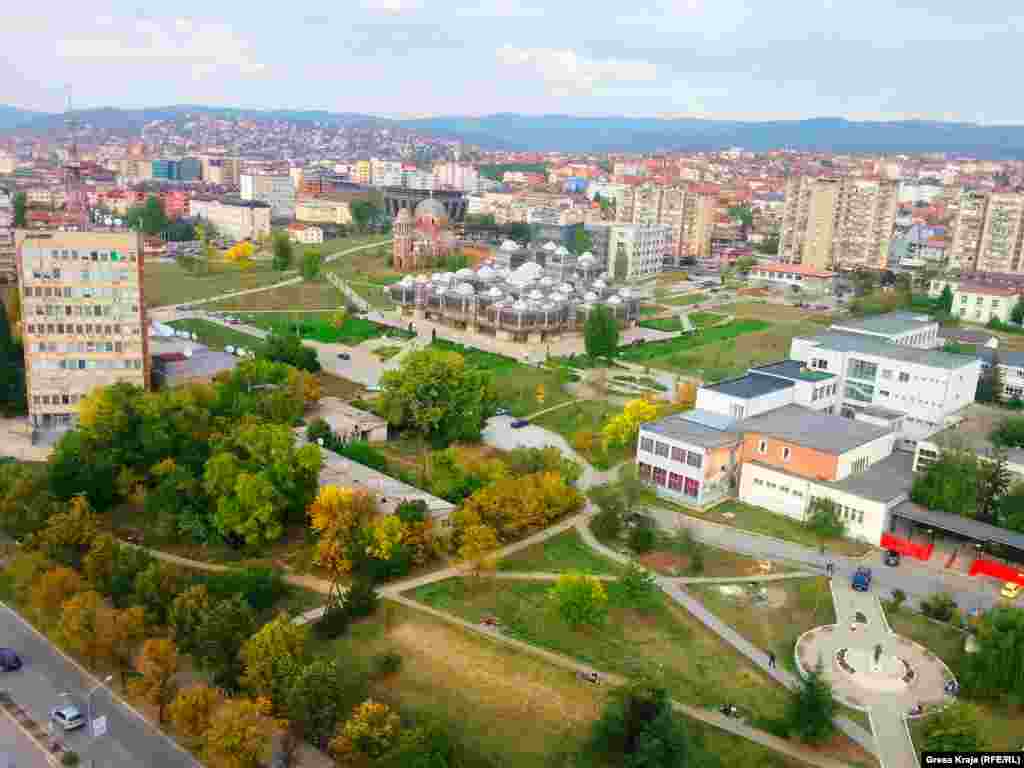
852, 566, 873, 592
50, 705, 85, 731
510, 419, 529, 429
884, 550, 901, 567
0, 649, 21, 671
337, 352, 351, 360
1001, 581, 1023, 601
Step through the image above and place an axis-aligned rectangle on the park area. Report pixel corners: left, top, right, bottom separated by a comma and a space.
225, 311, 409, 346
530, 400, 632, 468
166, 318, 264, 351
322, 240, 401, 309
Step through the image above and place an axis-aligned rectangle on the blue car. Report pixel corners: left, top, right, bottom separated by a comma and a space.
852, 567, 873, 592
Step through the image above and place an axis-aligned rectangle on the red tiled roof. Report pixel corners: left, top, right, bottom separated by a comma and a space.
755, 263, 835, 279
957, 281, 1021, 297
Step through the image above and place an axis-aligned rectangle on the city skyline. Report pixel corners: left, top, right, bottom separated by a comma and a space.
3, 2, 1024, 124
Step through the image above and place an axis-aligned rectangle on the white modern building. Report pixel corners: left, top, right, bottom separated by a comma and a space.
240, 174, 296, 218
829, 312, 941, 349
287, 223, 324, 245
370, 159, 403, 188
607, 223, 671, 281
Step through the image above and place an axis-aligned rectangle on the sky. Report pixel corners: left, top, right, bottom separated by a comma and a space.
2, 1, 1022, 123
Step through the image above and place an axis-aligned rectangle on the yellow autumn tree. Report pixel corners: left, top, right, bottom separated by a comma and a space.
29, 566, 82, 626
458, 472, 584, 540
602, 398, 659, 448
366, 515, 406, 562
225, 241, 255, 269
57, 590, 110, 669
676, 380, 697, 410
205, 698, 278, 768
308, 486, 377, 576
239, 614, 308, 706
457, 523, 499, 578
131, 638, 180, 723
170, 684, 224, 747
330, 699, 402, 764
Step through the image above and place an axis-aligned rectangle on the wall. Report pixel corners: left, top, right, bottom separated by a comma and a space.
834, 432, 896, 480
696, 384, 794, 421
788, 378, 838, 411
740, 433, 839, 481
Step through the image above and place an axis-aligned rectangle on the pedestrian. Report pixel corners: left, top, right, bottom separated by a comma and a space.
826, 561, 834, 577
767, 651, 776, 669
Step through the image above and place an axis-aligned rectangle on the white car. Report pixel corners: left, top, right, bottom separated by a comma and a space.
50, 705, 85, 731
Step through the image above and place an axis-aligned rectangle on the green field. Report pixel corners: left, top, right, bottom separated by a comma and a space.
530, 400, 631, 469
661, 293, 708, 307
144, 261, 294, 308
227, 311, 409, 346
639, 317, 685, 332
166, 318, 263, 351
497, 529, 626, 575
322, 238, 399, 309
618, 320, 771, 369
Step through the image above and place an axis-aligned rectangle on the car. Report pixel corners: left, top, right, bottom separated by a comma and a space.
494, 407, 510, 416
0, 649, 21, 671
337, 352, 351, 360
50, 705, 85, 731
1002, 581, 1023, 601
510, 418, 529, 429
884, 550, 901, 567
851, 566, 873, 592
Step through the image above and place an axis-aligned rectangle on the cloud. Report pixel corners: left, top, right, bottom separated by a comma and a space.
455, 0, 545, 18
363, 0, 423, 13
56, 17, 265, 80
496, 46, 658, 96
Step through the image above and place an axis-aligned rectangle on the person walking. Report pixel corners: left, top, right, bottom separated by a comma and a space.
767, 651, 776, 669
825, 561, 834, 577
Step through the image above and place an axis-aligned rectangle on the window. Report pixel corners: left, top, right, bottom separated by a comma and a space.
898, 371, 910, 383
812, 358, 828, 370
652, 467, 667, 487
654, 442, 669, 458
879, 390, 890, 397
638, 463, 652, 481
668, 472, 683, 491
847, 359, 878, 381
684, 478, 700, 498
852, 456, 869, 473
671, 446, 686, 462
730, 404, 745, 421
782, 447, 791, 462
640, 437, 654, 453
1007, 386, 1024, 399
960, 295, 968, 304
754, 478, 764, 486
881, 369, 893, 380
758, 439, 767, 454
845, 381, 875, 403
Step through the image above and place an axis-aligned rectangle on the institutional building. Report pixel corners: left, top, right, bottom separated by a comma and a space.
15, 230, 148, 434
747, 263, 836, 296
606, 223, 671, 281
189, 198, 271, 241
240, 173, 296, 218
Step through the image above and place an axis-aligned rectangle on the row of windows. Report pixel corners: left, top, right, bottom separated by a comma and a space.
30, 303, 139, 319
26, 248, 136, 263
24, 277, 137, 295
960, 294, 1002, 308
811, 383, 836, 401
756, 439, 792, 462
32, 341, 133, 354
26, 323, 134, 337
638, 437, 703, 468
637, 462, 700, 498
32, 358, 143, 371
32, 393, 84, 406
752, 477, 804, 497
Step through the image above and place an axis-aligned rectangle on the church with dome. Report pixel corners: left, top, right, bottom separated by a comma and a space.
392, 198, 457, 271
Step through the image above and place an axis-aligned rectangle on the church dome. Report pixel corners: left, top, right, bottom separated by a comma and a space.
579, 253, 595, 266
542, 241, 558, 251
554, 245, 570, 256
500, 239, 520, 252
414, 198, 448, 223
456, 268, 475, 280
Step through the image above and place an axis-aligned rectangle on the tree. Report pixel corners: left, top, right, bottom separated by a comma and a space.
977, 349, 1005, 404
787, 659, 836, 744
757, 233, 780, 255
589, 485, 625, 542
58, 590, 108, 669
572, 227, 594, 255
379, 348, 494, 446
617, 561, 658, 610
126, 195, 169, 236
131, 638, 180, 723
104, 606, 146, 691
584, 305, 620, 359
618, 465, 646, 517
458, 472, 584, 540
505, 446, 582, 487
0, 297, 26, 416
309, 485, 377, 577
133, 561, 182, 626
240, 614, 308, 707
589, 681, 692, 767
286, 658, 363, 750
225, 242, 255, 270
271, 231, 294, 271
82, 534, 120, 594
911, 443, 980, 518
976, 448, 1010, 525
205, 698, 278, 768
549, 572, 609, 629
350, 201, 380, 233
13, 191, 26, 227
603, 399, 659, 448
34, 495, 100, 566
169, 585, 212, 656
921, 702, 984, 752
1012, 298, 1024, 326
330, 699, 402, 764
260, 333, 321, 374
804, 497, 845, 546
457, 523, 500, 578
727, 204, 753, 228
29, 566, 82, 626
301, 248, 322, 280
194, 596, 258, 691
961, 605, 1024, 696
939, 285, 955, 315
169, 684, 224, 747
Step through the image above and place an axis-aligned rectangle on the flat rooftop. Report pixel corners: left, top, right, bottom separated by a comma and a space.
830, 311, 936, 337
641, 414, 739, 449
920, 402, 1024, 465
703, 372, 794, 399
825, 451, 914, 503
799, 331, 976, 371
738, 404, 892, 455
752, 360, 836, 383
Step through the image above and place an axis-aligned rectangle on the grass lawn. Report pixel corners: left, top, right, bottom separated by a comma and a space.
640, 317, 684, 332
654, 499, 874, 558
227, 311, 404, 345
322, 238, 398, 309
886, 609, 1024, 752
166, 318, 262, 351
497, 529, 627, 575
407, 578, 871, 766
662, 293, 708, 307
617, 320, 772, 371
610, 374, 669, 392
373, 345, 403, 360
202, 279, 344, 311
633, 530, 801, 578
143, 260, 294, 308
638, 304, 662, 316
530, 400, 631, 468
318, 372, 367, 400
690, 311, 727, 327
429, 340, 574, 418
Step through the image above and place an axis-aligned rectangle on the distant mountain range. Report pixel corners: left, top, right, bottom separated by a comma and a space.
5, 104, 1024, 157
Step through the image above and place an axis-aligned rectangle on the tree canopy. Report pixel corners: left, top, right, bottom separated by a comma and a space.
271, 231, 294, 271
584, 304, 620, 359
0, 297, 26, 416
126, 195, 169, 236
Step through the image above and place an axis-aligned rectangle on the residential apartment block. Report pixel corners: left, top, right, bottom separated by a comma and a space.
616, 185, 716, 263
189, 198, 271, 241
778, 176, 897, 271
975, 192, 1024, 273
15, 230, 148, 434
606, 223, 670, 281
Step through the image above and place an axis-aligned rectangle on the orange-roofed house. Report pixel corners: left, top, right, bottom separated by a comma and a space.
748, 262, 835, 297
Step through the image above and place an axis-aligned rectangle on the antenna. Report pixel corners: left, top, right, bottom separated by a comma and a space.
62, 83, 90, 230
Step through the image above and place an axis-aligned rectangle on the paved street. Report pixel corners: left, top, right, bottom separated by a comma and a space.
0, 604, 199, 768
0, 711, 51, 768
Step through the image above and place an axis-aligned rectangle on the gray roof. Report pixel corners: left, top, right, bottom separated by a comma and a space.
682, 408, 737, 432
156, 350, 238, 381
830, 311, 935, 336
703, 372, 794, 399
855, 404, 906, 420
893, 500, 1024, 552
799, 331, 977, 370
641, 414, 739, 449
825, 451, 914, 503
738, 404, 892, 455
752, 360, 836, 382
976, 347, 1024, 367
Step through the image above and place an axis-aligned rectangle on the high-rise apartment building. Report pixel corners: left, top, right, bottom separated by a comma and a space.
778, 176, 897, 270
189, 198, 271, 241
949, 190, 988, 271
607, 223, 671, 281
353, 161, 372, 186
15, 230, 148, 433
950, 190, 1024, 273
616, 185, 717, 263
370, 159, 402, 188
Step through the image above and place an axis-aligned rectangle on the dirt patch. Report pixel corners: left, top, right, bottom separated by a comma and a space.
802, 731, 880, 768
639, 551, 690, 576
386, 620, 603, 725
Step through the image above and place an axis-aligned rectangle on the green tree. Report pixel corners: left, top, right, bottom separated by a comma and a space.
962, 605, 1024, 696
549, 572, 609, 629
349, 200, 380, 233
240, 614, 308, 707
584, 305, 620, 359
921, 703, 985, 752
617, 561, 658, 610
588, 681, 692, 767
194, 595, 258, 691
572, 227, 594, 255
126, 195, 169, 236
727, 204, 753, 228
378, 348, 494, 446
911, 444, 980, 518
13, 192, 27, 227
301, 248, 322, 280
976, 449, 1010, 525
589, 484, 625, 542
168, 585, 212, 656
787, 660, 836, 744
286, 658, 364, 750
271, 231, 294, 271
939, 285, 955, 314
1012, 299, 1024, 326
757, 233, 780, 254
0, 297, 26, 416
804, 497, 845, 546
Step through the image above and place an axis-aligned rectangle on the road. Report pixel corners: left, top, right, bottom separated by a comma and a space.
640, 504, 1001, 613
0, 711, 51, 768
0, 604, 199, 768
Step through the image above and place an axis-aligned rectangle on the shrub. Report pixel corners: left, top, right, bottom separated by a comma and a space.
204, 568, 285, 613
921, 592, 957, 622
590, 506, 622, 542
628, 525, 656, 554
306, 418, 332, 445
336, 441, 389, 473
61, 751, 80, 766
889, 589, 907, 613
688, 547, 705, 575
344, 577, 379, 619
315, 600, 350, 640
370, 651, 403, 678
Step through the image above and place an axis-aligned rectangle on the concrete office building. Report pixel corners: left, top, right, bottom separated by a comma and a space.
189, 198, 271, 241
607, 223, 670, 281
240, 173, 296, 218
15, 230, 148, 435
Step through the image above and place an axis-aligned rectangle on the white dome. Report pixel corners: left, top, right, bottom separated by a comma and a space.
500, 239, 520, 252
528, 289, 544, 300
400, 275, 415, 286
477, 265, 496, 280
593, 280, 607, 290
431, 272, 443, 282
441, 272, 455, 281
618, 287, 632, 298
542, 241, 558, 251
554, 245, 570, 256
599, 271, 609, 280
512, 300, 529, 311
539, 276, 554, 287
579, 254, 595, 265
607, 295, 622, 305
541, 302, 557, 311
456, 268, 475, 280
457, 282, 476, 296
486, 286, 504, 298
581, 251, 594, 259
508, 261, 545, 286
559, 282, 575, 293
584, 291, 599, 301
